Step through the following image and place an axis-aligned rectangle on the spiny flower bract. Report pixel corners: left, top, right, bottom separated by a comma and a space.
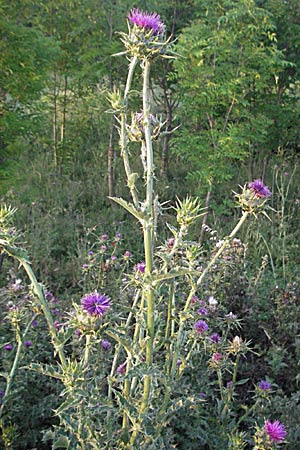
128, 8, 165, 36
81, 291, 111, 318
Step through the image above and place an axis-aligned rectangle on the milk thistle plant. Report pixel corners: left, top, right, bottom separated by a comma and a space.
0, 9, 287, 450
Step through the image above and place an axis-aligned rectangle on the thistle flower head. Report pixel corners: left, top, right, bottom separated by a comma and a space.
81, 291, 111, 318
258, 380, 271, 390
265, 420, 287, 443
101, 339, 112, 351
248, 179, 272, 198
135, 261, 146, 274
235, 180, 272, 213
210, 332, 221, 344
194, 320, 209, 334
128, 8, 165, 36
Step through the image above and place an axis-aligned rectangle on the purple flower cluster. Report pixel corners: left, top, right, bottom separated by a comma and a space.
258, 380, 271, 390
249, 179, 271, 198
135, 261, 146, 274
128, 8, 165, 36
194, 320, 209, 334
265, 419, 287, 443
210, 333, 221, 344
116, 362, 127, 375
101, 339, 111, 351
81, 292, 111, 318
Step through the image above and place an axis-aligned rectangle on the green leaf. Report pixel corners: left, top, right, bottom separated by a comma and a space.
109, 197, 144, 223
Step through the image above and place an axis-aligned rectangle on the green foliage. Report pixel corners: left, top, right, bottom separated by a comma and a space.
173, 0, 285, 193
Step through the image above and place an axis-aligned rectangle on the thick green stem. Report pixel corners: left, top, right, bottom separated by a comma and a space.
130, 59, 155, 448
20, 260, 67, 368
106, 290, 141, 438
140, 58, 154, 414
120, 56, 139, 207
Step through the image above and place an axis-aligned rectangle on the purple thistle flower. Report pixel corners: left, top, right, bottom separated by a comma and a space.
54, 320, 62, 330
265, 420, 287, 443
135, 261, 146, 274
101, 234, 109, 241
258, 380, 271, 390
176, 359, 182, 367
212, 352, 223, 362
227, 380, 233, 389
128, 8, 165, 36
248, 179, 272, 198
81, 292, 111, 318
210, 333, 221, 344
31, 319, 38, 327
191, 295, 200, 304
4, 344, 13, 351
24, 340, 32, 348
197, 307, 208, 316
101, 339, 112, 351
116, 362, 127, 375
45, 291, 54, 301
123, 250, 132, 259
194, 320, 209, 334
167, 237, 175, 248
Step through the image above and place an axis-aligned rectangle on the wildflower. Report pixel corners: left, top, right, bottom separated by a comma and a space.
31, 319, 38, 327
199, 392, 206, 399
212, 352, 223, 362
191, 295, 200, 304
115, 232, 122, 241
176, 359, 182, 367
258, 380, 271, 390
24, 340, 32, 348
4, 344, 13, 351
117, 362, 127, 375
88, 251, 94, 256
230, 336, 243, 353
265, 420, 287, 443
111, 255, 117, 261
167, 237, 175, 248
82, 264, 89, 269
101, 234, 109, 241
208, 296, 218, 307
45, 291, 54, 301
210, 333, 221, 344
101, 245, 107, 252
81, 292, 111, 318
197, 307, 208, 316
101, 339, 112, 351
135, 261, 146, 274
54, 320, 62, 330
128, 8, 165, 36
248, 179, 271, 198
123, 250, 132, 259
194, 320, 209, 334
225, 312, 237, 320
227, 381, 233, 389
